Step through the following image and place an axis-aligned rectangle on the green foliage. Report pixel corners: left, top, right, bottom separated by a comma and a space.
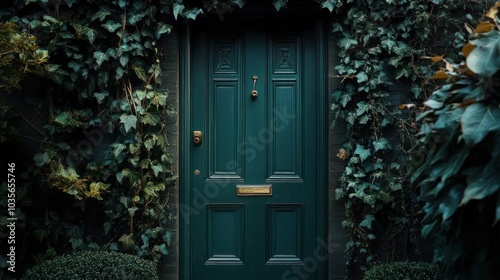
0, 99, 18, 143
410, 2, 500, 279
0, 21, 52, 92
362, 261, 440, 280
1, 0, 177, 274
329, 0, 491, 274
21, 250, 159, 280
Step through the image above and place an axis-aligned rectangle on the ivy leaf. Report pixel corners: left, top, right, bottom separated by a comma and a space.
118, 0, 127, 8
373, 138, 390, 151
91, 7, 111, 22
140, 159, 151, 169
120, 114, 137, 133
119, 195, 129, 207
381, 39, 396, 51
173, 2, 184, 20
461, 103, 500, 146
332, 89, 352, 108
34, 152, 50, 166
356, 72, 368, 83
158, 243, 169, 255
144, 138, 155, 150
131, 64, 148, 82
152, 94, 167, 107
164, 231, 173, 245
230, 0, 245, 8
143, 113, 160, 125
273, 0, 288, 11
119, 55, 129, 67
54, 112, 71, 126
359, 114, 371, 124
70, 237, 83, 250
155, 22, 172, 39
86, 29, 96, 45
93, 91, 108, 104
360, 214, 375, 229
93, 51, 109, 66
68, 61, 81, 73
128, 13, 145, 25
119, 234, 135, 250
111, 143, 126, 158
184, 8, 204, 20
152, 164, 163, 177
141, 234, 149, 246
136, 89, 147, 101
339, 37, 358, 49
354, 144, 371, 162
101, 21, 122, 32
320, 0, 336, 12
128, 206, 139, 217
356, 101, 371, 116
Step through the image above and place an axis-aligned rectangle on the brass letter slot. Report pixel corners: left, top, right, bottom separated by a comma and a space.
236, 185, 272, 196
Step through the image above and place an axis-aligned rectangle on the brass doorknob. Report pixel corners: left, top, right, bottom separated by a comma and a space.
193, 131, 202, 146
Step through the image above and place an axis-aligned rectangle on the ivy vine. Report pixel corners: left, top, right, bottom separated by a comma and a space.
1, 0, 180, 275
329, 0, 492, 276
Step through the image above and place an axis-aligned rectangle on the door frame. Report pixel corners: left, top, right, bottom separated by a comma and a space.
179, 12, 328, 280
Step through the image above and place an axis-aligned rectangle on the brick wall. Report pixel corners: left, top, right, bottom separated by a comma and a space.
327, 25, 349, 280
159, 27, 180, 280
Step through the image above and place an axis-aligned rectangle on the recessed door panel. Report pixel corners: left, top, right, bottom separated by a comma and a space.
206, 204, 244, 264
266, 204, 303, 264
209, 80, 244, 179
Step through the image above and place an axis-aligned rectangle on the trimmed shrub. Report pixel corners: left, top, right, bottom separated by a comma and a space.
363, 261, 440, 280
21, 250, 159, 280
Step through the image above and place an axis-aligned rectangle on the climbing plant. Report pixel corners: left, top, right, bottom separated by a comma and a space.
411, 2, 500, 279
0, 0, 496, 279
1, 0, 179, 277
329, 0, 493, 277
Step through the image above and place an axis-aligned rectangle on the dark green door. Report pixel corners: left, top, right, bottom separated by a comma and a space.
184, 15, 325, 280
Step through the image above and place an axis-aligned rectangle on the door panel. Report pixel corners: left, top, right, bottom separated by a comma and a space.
187, 17, 322, 280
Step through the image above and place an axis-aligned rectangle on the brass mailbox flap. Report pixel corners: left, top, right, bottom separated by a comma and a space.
236, 185, 272, 196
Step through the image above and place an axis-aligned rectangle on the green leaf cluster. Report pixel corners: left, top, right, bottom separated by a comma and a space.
329, 0, 490, 274
1, 0, 178, 274
411, 3, 500, 279
0, 21, 52, 92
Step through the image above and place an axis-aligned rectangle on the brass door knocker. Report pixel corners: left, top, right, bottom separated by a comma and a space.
251, 75, 258, 100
